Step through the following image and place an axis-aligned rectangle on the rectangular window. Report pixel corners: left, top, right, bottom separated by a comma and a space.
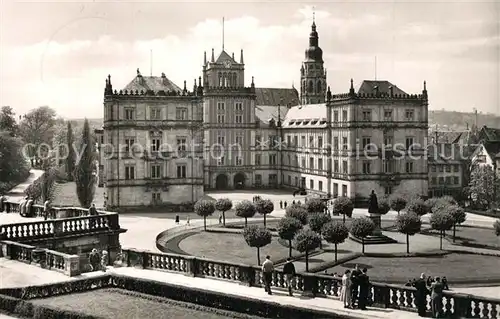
309, 136, 314, 148
301, 136, 306, 147
309, 179, 314, 190
151, 138, 161, 152
439, 177, 444, 184
217, 114, 225, 123
453, 176, 459, 184
218, 135, 225, 145
384, 160, 394, 173
235, 115, 243, 123
318, 158, 323, 170
431, 177, 437, 185
176, 164, 187, 178
334, 183, 339, 197
152, 192, 161, 203
255, 135, 261, 147
318, 136, 323, 148
333, 111, 339, 122
218, 156, 225, 166
342, 160, 348, 174
150, 108, 161, 120
176, 107, 188, 120
288, 175, 291, 185
255, 174, 262, 185
342, 185, 347, 196
334, 137, 339, 150
405, 137, 414, 150
384, 110, 393, 121
269, 154, 277, 166
236, 156, 243, 166
151, 164, 161, 179
235, 134, 243, 146
439, 165, 444, 172
334, 160, 339, 173
406, 162, 414, 173
363, 161, 371, 174
309, 157, 314, 169
385, 187, 392, 195
362, 110, 372, 121
125, 109, 134, 120
318, 181, 323, 191
301, 158, 306, 168
342, 137, 348, 150
235, 102, 243, 111
177, 137, 187, 151
445, 176, 451, 184
294, 136, 298, 146
124, 166, 135, 180
342, 110, 348, 122
453, 164, 459, 172
125, 138, 135, 152
445, 165, 451, 172
287, 136, 291, 146
405, 109, 415, 121
255, 154, 261, 165
362, 137, 371, 149
217, 102, 225, 111
431, 165, 436, 172
384, 135, 393, 147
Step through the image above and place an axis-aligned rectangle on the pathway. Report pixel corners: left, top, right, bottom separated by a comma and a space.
4, 169, 44, 202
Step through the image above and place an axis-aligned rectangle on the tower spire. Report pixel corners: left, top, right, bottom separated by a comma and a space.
222, 17, 225, 51
312, 6, 315, 25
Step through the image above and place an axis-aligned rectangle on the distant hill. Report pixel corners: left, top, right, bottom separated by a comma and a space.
67, 111, 500, 133
429, 110, 500, 131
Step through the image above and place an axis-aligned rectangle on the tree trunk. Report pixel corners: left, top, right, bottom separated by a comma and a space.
305, 251, 309, 272
223, 211, 226, 227
406, 234, 410, 254
440, 230, 443, 250
453, 224, 456, 243
343, 214, 346, 224
319, 232, 322, 249
362, 237, 365, 253
204, 217, 206, 231
334, 243, 338, 262
288, 239, 292, 258
264, 214, 266, 227
398, 210, 400, 216
245, 217, 247, 227
257, 247, 260, 265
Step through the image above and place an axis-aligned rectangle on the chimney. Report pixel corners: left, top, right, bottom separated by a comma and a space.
211, 48, 215, 62
204, 51, 207, 65
240, 49, 244, 64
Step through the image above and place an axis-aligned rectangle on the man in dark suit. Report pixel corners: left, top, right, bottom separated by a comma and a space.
357, 268, 370, 310
413, 273, 429, 317
350, 264, 361, 308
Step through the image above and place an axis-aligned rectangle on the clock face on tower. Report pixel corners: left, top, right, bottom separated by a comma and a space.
223, 60, 232, 68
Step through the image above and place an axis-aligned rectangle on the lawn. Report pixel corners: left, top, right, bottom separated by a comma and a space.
32, 288, 265, 319
51, 181, 105, 207
178, 231, 295, 265
324, 253, 500, 285
422, 225, 500, 248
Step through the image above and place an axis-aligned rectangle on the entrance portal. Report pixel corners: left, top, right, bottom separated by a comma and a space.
215, 174, 229, 189
234, 173, 246, 189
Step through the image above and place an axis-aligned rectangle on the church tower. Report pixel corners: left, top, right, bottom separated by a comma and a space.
300, 17, 326, 105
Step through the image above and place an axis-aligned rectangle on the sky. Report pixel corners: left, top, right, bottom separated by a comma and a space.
0, 0, 499, 119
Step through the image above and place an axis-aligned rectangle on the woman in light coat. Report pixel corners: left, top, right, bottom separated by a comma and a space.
341, 269, 352, 308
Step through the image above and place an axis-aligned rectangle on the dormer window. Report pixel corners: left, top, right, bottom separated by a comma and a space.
303, 120, 310, 125
310, 120, 318, 125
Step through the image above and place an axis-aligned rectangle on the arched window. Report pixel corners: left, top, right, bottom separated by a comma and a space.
218, 73, 223, 87
317, 80, 322, 93
308, 80, 313, 93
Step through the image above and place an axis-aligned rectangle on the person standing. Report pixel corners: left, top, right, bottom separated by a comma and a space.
100, 250, 108, 272
350, 264, 361, 308
218, 213, 222, 224
89, 203, 98, 228
280, 201, 283, 209
357, 268, 370, 310
341, 269, 352, 308
43, 199, 51, 220
282, 258, 296, 296
430, 277, 444, 318
186, 216, 190, 226
89, 248, 100, 271
175, 214, 180, 225
284, 201, 287, 209
413, 273, 430, 317
261, 255, 274, 295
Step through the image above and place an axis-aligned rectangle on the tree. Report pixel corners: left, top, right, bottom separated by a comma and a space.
0, 106, 17, 135
395, 212, 422, 254
235, 200, 256, 226
377, 197, 391, 215
255, 198, 274, 227
308, 213, 331, 249
332, 197, 354, 223
24, 167, 59, 203
285, 204, 308, 225
322, 221, 349, 261
469, 165, 500, 209
74, 119, 96, 208
494, 220, 500, 237
277, 217, 303, 257
215, 198, 232, 227
441, 205, 466, 242
66, 122, 75, 181
429, 210, 455, 250
194, 199, 215, 230
405, 198, 430, 216
294, 229, 321, 272
305, 198, 326, 214
18, 106, 57, 158
0, 132, 30, 194
426, 196, 457, 214
389, 194, 407, 216
243, 225, 272, 265
350, 217, 375, 253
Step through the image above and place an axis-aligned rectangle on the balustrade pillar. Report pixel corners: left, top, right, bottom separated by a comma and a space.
239, 266, 256, 287
450, 293, 472, 318
1, 241, 12, 259
301, 273, 318, 297
53, 220, 64, 236
65, 255, 81, 276
185, 256, 198, 277
372, 284, 391, 308
107, 214, 120, 230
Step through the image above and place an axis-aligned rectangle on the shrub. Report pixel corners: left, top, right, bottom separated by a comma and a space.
349, 217, 375, 253
235, 200, 256, 227
308, 213, 331, 248
405, 198, 430, 216
294, 229, 321, 272
322, 221, 349, 261
305, 198, 326, 214
254, 199, 274, 227
377, 197, 391, 215
215, 198, 232, 227
430, 210, 455, 250
285, 204, 308, 225
277, 217, 303, 257
243, 225, 272, 265
389, 195, 406, 215
194, 199, 215, 231
331, 197, 354, 223
427, 196, 457, 214
494, 220, 500, 237
395, 212, 422, 253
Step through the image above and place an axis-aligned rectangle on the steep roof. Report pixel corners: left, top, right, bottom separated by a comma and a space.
255, 88, 299, 107
215, 50, 238, 64
428, 143, 473, 163
483, 142, 500, 159
255, 105, 290, 125
122, 73, 182, 93
430, 131, 466, 144
282, 104, 327, 128
479, 126, 500, 142
357, 80, 407, 95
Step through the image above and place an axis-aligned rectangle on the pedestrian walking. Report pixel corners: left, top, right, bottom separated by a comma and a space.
280, 201, 283, 209
413, 273, 429, 317
341, 269, 352, 308
282, 258, 296, 296
284, 201, 287, 208
175, 214, 180, 224
350, 264, 361, 308
430, 277, 444, 318
261, 255, 274, 295
186, 216, 190, 226
357, 268, 370, 310
89, 248, 100, 271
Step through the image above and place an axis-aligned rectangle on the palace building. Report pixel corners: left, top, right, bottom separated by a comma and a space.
100, 19, 429, 209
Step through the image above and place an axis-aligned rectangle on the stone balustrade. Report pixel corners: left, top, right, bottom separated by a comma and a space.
0, 240, 80, 276
122, 248, 500, 318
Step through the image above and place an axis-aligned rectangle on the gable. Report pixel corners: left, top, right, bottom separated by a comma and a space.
357, 80, 407, 95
